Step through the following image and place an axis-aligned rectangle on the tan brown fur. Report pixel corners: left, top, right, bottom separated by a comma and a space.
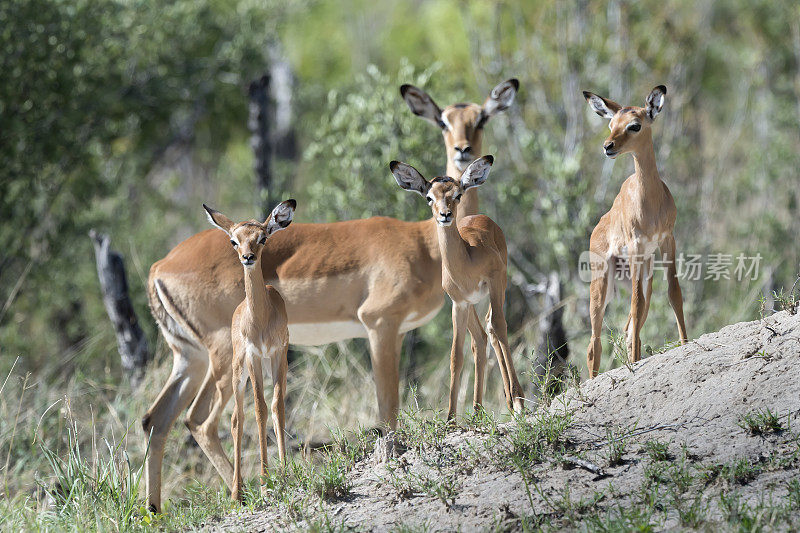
142, 79, 519, 511
203, 201, 294, 502
391, 156, 524, 417
582, 86, 688, 378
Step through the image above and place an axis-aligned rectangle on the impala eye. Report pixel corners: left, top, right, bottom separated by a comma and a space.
454, 193, 462, 201
627, 123, 641, 132
258, 235, 266, 245
426, 196, 433, 205
230, 240, 237, 247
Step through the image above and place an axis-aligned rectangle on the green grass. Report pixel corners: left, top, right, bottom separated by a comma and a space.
605, 425, 636, 467
738, 408, 786, 435
642, 439, 671, 462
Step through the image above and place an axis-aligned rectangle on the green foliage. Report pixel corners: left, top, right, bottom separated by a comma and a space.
303, 61, 445, 223
0, 0, 297, 371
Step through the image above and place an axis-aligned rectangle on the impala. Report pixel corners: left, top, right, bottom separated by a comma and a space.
142, 79, 519, 511
391, 155, 524, 414
582, 85, 688, 377
203, 200, 294, 501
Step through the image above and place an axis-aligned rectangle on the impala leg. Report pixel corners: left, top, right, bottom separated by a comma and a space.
624, 259, 654, 357
359, 304, 403, 431
245, 354, 270, 495
142, 340, 207, 512
230, 355, 246, 502
485, 306, 512, 409
586, 263, 609, 378
446, 302, 470, 421
466, 306, 488, 413
270, 341, 289, 466
627, 254, 645, 363
486, 283, 524, 413
184, 342, 234, 492
663, 235, 688, 344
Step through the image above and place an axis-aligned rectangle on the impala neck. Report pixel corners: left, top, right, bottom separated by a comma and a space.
630, 133, 662, 200
243, 260, 268, 319
436, 219, 470, 274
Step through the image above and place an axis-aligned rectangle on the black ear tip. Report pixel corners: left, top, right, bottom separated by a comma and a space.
508, 78, 520, 90
484, 155, 495, 165
657, 84, 667, 94
286, 199, 297, 210
202, 203, 214, 213
389, 161, 400, 171
582, 90, 592, 99
399, 84, 411, 97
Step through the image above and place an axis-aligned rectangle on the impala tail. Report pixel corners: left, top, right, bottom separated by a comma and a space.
147, 271, 203, 348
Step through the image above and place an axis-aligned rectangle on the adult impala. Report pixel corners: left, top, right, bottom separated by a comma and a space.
142, 78, 519, 511
391, 156, 524, 416
582, 85, 688, 377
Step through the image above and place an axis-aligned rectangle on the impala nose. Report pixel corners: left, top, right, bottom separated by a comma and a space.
603, 141, 615, 154
242, 253, 255, 264
454, 145, 471, 155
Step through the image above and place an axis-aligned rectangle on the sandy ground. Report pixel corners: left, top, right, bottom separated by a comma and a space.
208, 310, 800, 531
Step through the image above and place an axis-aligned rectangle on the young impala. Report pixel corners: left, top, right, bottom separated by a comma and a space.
582, 85, 688, 377
143, 79, 518, 511
391, 156, 524, 414
203, 200, 295, 501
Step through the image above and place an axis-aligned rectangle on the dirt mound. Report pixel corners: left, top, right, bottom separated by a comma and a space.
211, 311, 800, 531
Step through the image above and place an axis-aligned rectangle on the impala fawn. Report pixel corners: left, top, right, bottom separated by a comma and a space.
203, 199, 295, 502
391, 155, 524, 416
582, 85, 688, 377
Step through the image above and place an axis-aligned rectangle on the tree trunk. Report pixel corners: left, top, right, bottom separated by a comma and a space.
268, 45, 297, 161
248, 74, 274, 215
90, 230, 150, 386
534, 272, 570, 387
248, 53, 297, 217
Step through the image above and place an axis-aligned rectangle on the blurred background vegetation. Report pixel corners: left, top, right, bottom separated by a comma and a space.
1, 0, 799, 521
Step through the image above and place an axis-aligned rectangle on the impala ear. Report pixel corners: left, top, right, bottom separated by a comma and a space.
460, 155, 494, 190
390, 161, 430, 197
583, 91, 621, 120
265, 199, 296, 235
400, 84, 445, 129
203, 204, 234, 235
645, 85, 667, 121
478, 78, 519, 127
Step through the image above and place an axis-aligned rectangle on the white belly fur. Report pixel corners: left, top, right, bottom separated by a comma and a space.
287, 306, 443, 347
288, 321, 368, 346
399, 305, 442, 334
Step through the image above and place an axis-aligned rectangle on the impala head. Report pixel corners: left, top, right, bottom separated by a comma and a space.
203, 199, 296, 268
390, 155, 494, 226
401, 79, 518, 172
583, 85, 666, 158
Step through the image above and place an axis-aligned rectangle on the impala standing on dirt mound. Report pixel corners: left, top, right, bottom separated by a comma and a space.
391, 155, 525, 417
203, 200, 295, 502
142, 78, 519, 512
582, 85, 688, 378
